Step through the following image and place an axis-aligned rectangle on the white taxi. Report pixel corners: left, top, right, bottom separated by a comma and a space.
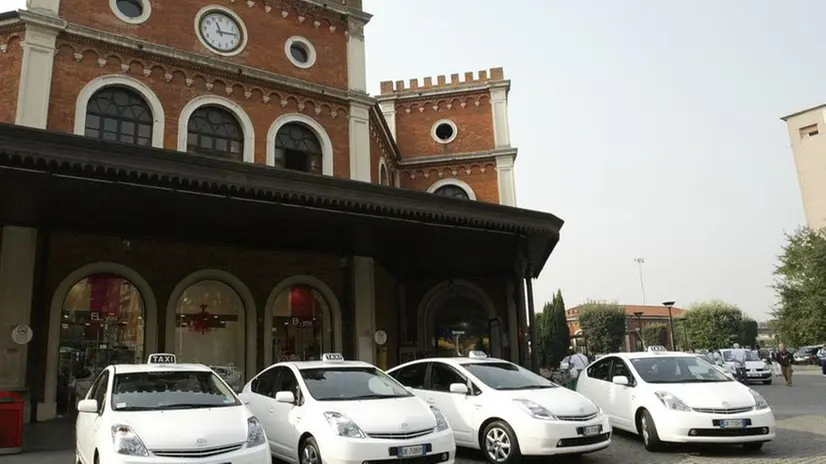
575, 349, 776, 452
387, 351, 611, 463
239, 353, 456, 464
75, 353, 271, 464
719, 349, 773, 385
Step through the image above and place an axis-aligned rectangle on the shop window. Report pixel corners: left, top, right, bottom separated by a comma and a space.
57, 274, 145, 416
174, 280, 245, 391
433, 185, 471, 200
271, 284, 331, 362
273, 123, 323, 174
186, 105, 244, 161
433, 295, 489, 357
84, 86, 153, 146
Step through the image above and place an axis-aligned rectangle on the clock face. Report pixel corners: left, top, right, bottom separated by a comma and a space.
199, 12, 243, 53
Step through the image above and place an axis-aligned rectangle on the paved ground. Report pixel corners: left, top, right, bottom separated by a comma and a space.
6, 366, 826, 463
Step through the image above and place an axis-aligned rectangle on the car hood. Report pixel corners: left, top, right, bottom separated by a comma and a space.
501, 387, 600, 417
648, 382, 755, 409
324, 396, 436, 433
113, 406, 250, 450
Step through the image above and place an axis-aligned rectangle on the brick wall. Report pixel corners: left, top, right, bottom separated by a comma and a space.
369, 117, 399, 186
392, 91, 494, 158
58, 0, 350, 90
0, 32, 24, 124
48, 39, 352, 176
399, 161, 501, 203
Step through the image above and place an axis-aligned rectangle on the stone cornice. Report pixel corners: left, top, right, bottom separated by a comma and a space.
18, 9, 378, 108
296, 0, 372, 23
400, 147, 518, 167
376, 80, 510, 102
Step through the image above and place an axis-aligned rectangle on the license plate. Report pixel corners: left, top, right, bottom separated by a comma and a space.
748, 372, 760, 377
720, 419, 746, 428
583, 425, 601, 436
398, 445, 425, 457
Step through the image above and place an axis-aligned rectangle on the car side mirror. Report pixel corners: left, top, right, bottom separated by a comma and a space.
449, 383, 469, 394
275, 391, 295, 404
611, 375, 630, 386
77, 399, 98, 414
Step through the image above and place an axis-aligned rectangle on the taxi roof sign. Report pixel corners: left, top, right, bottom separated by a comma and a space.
147, 353, 177, 364
647, 345, 667, 353
321, 353, 344, 362
468, 350, 488, 359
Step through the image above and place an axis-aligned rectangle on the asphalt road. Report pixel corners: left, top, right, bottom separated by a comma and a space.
6, 367, 826, 464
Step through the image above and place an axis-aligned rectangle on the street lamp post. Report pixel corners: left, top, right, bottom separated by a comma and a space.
633, 311, 644, 350
634, 258, 646, 304
663, 300, 676, 350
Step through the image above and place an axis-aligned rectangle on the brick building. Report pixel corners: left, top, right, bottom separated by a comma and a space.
566, 304, 687, 353
0, 0, 562, 423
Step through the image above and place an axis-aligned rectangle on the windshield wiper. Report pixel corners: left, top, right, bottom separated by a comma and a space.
498, 385, 555, 390
160, 403, 228, 410
338, 394, 404, 401
114, 406, 156, 411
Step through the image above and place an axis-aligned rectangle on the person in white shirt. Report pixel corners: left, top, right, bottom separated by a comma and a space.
731, 343, 747, 383
562, 347, 589, 387
712, 350, 722, 365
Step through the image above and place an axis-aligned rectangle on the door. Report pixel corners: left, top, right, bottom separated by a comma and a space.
79, 370, 109, 463
245, 368, 278, 453
424, 362, 477, 445
269, 366, 303, 461
605, 359, 636, 430
581, 358, 613, 409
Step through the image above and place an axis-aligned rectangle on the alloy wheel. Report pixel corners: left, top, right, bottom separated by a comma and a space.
301, 443, 319, 464
485, 426, 512, 462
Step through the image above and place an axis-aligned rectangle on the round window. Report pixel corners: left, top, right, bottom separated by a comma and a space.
116, 0, 143, 18
290, 43, 309, 64
435, 123, 454, 141
284, 36, 317, 69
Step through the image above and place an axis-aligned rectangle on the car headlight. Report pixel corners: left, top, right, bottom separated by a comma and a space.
111, 424, 149, 457
513, 399, 556, 420
323, 411, 366, 438
246, 416, 267, 448
749, 389, 770, 410
430, 406, 449, 432
654, 392, 691, 412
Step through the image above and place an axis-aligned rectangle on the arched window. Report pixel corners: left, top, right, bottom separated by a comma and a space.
270, 284, 331, 361
274, 123, 322, 174
57, 274, 145, 415
379, 164, 389, 186
84, 86, 153, 145
186, 106, 244, 161
433, 185, 470, 200
174, 280, 246, 391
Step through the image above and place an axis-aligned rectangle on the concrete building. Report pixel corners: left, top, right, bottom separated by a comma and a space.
782, 104, 826, 230
566, 304, 687, 352
0, 0, 563, 422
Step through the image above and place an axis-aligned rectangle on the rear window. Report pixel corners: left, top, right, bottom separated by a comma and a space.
110, 370, 240, 411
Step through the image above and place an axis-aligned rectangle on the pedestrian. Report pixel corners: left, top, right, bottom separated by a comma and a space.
776, 343, 794, 386
563, 346, 589, 389
731, 343, 747, 383
771, 349, 782, 377
712, 349, 722, 366
817, 344, 826, 376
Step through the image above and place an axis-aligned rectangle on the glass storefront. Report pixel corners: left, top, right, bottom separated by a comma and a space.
271, 284, 331, 362
57, 274, 144, 416
432, 296, 490, 357
174, 280, 245, 391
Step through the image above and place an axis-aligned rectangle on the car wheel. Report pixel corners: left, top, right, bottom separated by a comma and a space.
743, 441, 764, 451
299, 436, 321, 464
482, 420, 522, 464
638, 409, 665, 452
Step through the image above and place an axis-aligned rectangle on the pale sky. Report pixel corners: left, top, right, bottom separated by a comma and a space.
3, 0, 815, 320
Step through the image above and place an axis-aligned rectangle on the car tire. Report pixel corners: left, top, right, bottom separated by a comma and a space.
638, 409, 665, 452
481, 420, 522, 464
743, 441, 764, 451
299, 436, 321, 464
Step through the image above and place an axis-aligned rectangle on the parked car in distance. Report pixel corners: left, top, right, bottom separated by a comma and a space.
719, 349, 772, 385
576, 350, 775, 452
388, 351, 611, 463
793, 346, 819, 365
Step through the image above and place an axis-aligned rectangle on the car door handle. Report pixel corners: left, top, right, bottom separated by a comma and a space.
268, 407, 275, 414
474, 404, 482, 409
426, 398, 435, 404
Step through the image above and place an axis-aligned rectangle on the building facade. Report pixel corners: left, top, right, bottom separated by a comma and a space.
0, 0, 562, 422
566, 304, 687, 353
782, 104, 826, 230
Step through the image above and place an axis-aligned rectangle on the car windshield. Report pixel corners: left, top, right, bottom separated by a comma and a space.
745, 351, 761, 361
630, 356, 731, 383
299, 367, 412, 401
460, 362, 556, 390
111, 370, 240, 411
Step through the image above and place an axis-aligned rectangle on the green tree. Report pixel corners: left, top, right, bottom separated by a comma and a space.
772, 227, 826, 346
681, 300, 743, 349
641, 324, 668, 348
533, 290, 571, 368
578, 301, 627, 354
